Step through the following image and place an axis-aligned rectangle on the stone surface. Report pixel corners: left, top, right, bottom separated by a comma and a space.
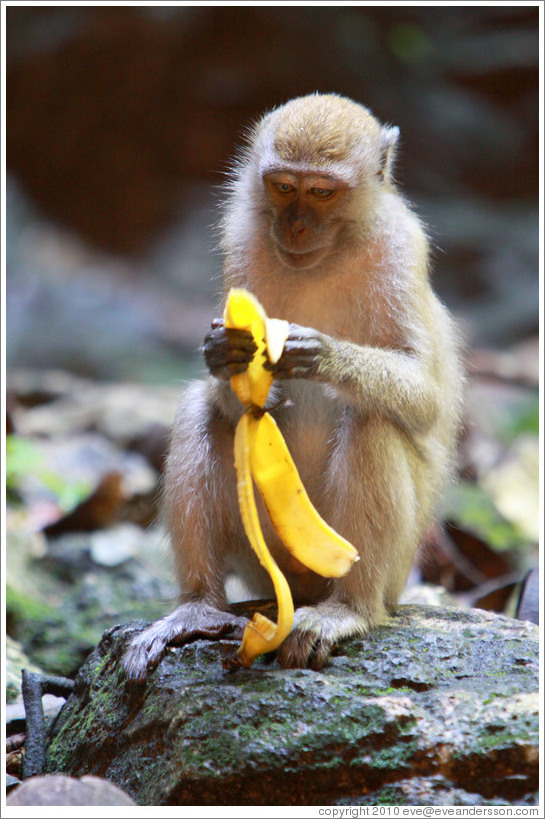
337, 776, 538, 807
6, 774, 136, 806
43, 604, 539, 806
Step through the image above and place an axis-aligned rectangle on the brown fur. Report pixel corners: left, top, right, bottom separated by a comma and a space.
123, 94, 463, 680
271, 94, 381, 165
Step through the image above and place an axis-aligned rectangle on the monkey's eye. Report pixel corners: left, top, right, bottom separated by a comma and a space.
273, 182, 296, 195
310, 187, 335, 200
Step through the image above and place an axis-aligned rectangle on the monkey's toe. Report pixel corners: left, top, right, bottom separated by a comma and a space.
309, 638, 336, 670
123, 632, 168, 683
169, 617, 247, 644
277, 630, 334, 670
122, 608, 248, 681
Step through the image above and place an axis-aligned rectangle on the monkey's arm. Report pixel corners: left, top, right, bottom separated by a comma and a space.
269, 323, 440, 434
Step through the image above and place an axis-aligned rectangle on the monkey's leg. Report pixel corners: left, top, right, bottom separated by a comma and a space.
278, 417, 422, 670
123, 381, 248, 682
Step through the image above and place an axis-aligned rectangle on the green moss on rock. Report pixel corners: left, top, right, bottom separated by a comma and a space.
44, 606, 539, 806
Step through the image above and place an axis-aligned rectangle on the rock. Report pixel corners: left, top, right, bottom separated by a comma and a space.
6, 774, 22, 791
337, 775, 537, 807
516, 569, 539, 626
6, 774, 136, 806
400, 582, 459, 608
44, 604, 539, 805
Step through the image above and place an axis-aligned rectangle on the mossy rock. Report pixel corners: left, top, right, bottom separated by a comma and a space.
44, 604, 539, 806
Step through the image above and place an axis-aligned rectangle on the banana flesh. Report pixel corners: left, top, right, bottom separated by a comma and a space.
224, 289, 288, 407
224, 287, 358, 667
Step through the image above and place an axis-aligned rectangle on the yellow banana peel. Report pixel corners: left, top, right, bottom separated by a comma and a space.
250, 411, 358, 578
224, 288, 358, 668
234, 412, 294, 666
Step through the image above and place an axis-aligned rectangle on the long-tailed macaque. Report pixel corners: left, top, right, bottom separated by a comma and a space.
124, 93, 463, 680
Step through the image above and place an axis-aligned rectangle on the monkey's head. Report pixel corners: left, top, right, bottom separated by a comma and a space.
244, 93, 399, 271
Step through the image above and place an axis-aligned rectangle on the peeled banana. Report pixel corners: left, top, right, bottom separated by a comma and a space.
223, 288, 288, 407
224, 287, 358, 668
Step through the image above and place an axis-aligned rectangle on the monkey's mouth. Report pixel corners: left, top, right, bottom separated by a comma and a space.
276, 245, 328, 270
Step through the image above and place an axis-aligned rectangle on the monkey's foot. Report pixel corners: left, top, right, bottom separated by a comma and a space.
122, 602, 247, 682
276, 603, 369, 670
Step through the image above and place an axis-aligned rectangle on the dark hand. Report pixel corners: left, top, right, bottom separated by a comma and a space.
265, 323, 331, 380
203, 318, 258, 380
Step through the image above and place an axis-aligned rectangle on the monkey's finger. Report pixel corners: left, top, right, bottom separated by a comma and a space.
264, 345, 317, 362
209, 317, 257, 347
204, 345, 255, 367
286, 323, 326, 343
277, 630, 335, 669
265, 351, 321, 379
203, 331, 258, 379
207, 363, 252, 380
282, 336, 325, 355
204, 356, 252, 380
204, 325, 257, 349
266, 337, 323, 362
203, 327, 257, 356
169, 619, 246, 644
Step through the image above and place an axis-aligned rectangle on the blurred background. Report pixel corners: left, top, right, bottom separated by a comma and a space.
4, 4, 540, 763
6, 4, 539, 381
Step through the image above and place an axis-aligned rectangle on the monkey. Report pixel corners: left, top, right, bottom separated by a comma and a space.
123, 93, 463, 680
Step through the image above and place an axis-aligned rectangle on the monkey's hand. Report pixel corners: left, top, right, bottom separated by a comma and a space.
265, 323, 332, 380
123, 601, 247, 682
276, 602, 368, 670
203, 318, 258, 380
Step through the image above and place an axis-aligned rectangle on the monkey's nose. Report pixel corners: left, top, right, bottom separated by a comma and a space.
290, 219, 306, 237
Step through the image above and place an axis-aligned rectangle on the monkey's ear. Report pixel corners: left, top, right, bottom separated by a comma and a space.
379, 125, 400, 181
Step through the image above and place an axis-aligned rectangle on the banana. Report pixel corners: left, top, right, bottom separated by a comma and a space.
224, 288, 288, 408
223, 287, 358, 667
233, 412, 294, 667
224, 289, 293, 666
265, 317, 290, 367
249, 411, 359, 577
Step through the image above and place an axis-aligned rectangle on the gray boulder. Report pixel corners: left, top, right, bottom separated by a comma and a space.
44, 604, 539, 806
7, 774, 136, 806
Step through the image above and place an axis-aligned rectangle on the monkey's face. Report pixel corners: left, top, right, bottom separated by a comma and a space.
262, 171, 348, 270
